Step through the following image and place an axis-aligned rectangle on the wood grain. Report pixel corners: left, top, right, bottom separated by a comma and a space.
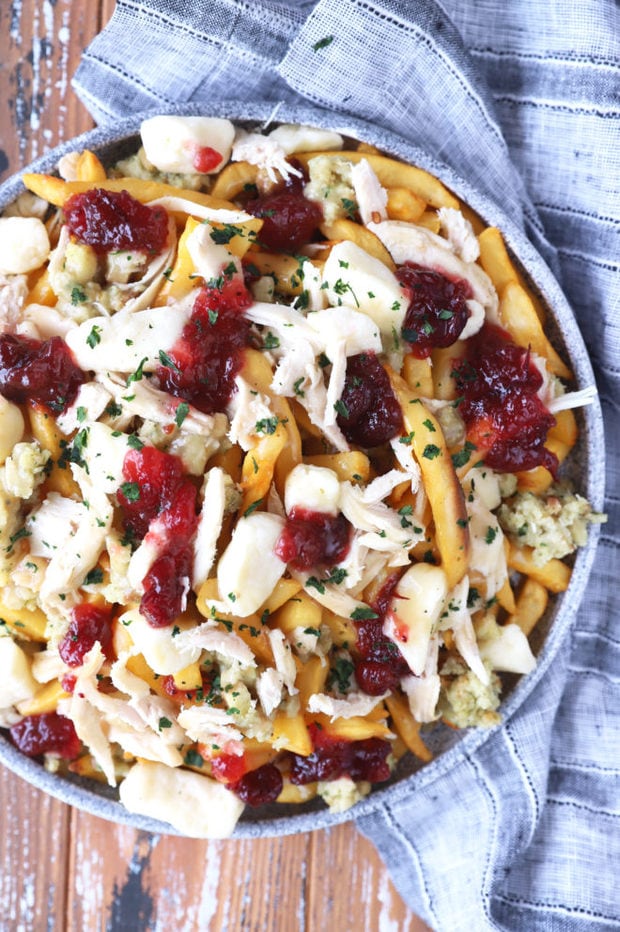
0, 3, 431, 929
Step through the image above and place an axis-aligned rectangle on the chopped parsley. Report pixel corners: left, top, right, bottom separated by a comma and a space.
83, 567, 104, 586
175, 402, 190, 428
210, 224, 244, 245
86, 324, 102, 349
312, 34, 334, 51
158, 349, 180, 371
71, 286, 87, 305
255, 416, 279, 435
119, 481, 140, 502
350, 606, 379, 621
422, 444, 441, 460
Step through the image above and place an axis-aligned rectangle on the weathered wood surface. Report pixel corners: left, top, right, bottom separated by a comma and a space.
0, 2, 430, 929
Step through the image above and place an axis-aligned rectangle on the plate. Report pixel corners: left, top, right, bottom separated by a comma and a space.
0, 101, 605, 837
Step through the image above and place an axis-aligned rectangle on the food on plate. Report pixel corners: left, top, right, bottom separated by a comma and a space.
0, 115, 603, 837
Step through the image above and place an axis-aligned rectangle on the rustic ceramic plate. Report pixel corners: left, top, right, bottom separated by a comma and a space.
0, 101, 605, 837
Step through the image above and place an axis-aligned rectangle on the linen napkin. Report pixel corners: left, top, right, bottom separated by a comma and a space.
73, 2, 619, 929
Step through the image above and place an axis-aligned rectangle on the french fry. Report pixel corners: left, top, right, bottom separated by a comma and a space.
210, 161, 258, 200
496, 574, 517, 614
74, 150, 107, 183
154, 216, 200, 305
296, 655, 329, 708
272, 709, 313, 756
431, 343, 464, 400
295, 150, 459, 209
319, 217, 396, 270
499, 281, 572, 380
195, 579, 274, 665
273, 591, 322, 636
386, 187, 426, 222
385, 693, 433, 762
172, 662, 203, 691
313, 713, 393, 742
549, 408, 578, 447
477, 227, 519, 294
507, 544, 571, 593
28, 404, 81, 499
277, 779, 318, 803
403, 354, 434, 397
304, 451, 370, 483
320, 610, 357, 648
516, 436, 571, 494
17, 680, 69, 716
506, 577, 549, 636
0, 598, 47, 642
22, 173, 246, 211
388, 368, 470, 589
260, 578, 303, 615
415, 210, 441, 234
27, 268, 56, 306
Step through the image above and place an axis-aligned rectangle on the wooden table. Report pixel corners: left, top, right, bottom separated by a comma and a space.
0, 3, 429, 928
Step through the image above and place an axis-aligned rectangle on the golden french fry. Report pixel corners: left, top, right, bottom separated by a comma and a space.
415, 210, 441, 233
319, 217, 396, 270
549, 408, 578, 447
22, 173, 246, 211
296, 150, 459, 209
496, 574, 517, 614
210, 161, 258, 199
386, 187, 426, 222
296, 655, 329, 709
17, 680, 70, 716
261, 578, 303, 615
272, 709, 313, 756
154, 216, 200, 305
499, 281, 572, 380
313, 713, 393, 742
320, 610, 357, 648
477, 227, 519, 294
516, 437, 571, 494
403, 355, 434, 397
304, 451, 370, 483
507, 544, 571, 593
385, 693, 433, 762
172, 662, 203, 691
28, 404, 81, 498
0, 599, 47, 642
388, 368, 470, 589
74, 150, 107, 183
273, 591, 322, 636
431, 343, 464, 400
506, 577, 549, 636
27, 268, 56, 306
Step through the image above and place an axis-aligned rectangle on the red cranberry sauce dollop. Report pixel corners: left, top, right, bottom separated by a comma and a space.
453, 323, 558, 474
231, 762, 284, 806
156, 279, 252, 414
275, 508, 351, 570
63, 188, 169, 255
118, 446, 198, 627
245, 168, 323, 252
336, 352, 404, 448
10, 712, 81, 760
288, 724, 391, 785
192, 146, 223, 173
397, 262, 471, 358
58, 603, 113, 667
0, 333, 85, 413
354, 573, 410, 696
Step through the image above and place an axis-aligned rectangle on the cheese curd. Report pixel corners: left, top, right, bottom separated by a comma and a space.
0, 116, 601, 838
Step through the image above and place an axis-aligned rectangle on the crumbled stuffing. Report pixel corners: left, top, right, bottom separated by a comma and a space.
438, 657, 502, 728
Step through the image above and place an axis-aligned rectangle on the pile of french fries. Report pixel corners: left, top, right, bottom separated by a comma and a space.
0, 118, 595, 829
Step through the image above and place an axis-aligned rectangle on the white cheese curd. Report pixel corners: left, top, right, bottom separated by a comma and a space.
284, 464, 341, 516
192, 467, 229, 589
0, 637, 38, 709
384, 564, 449, 676
213, 512, 287, 617
322, 241, 408, 337
477, 616, 537, 675
0, 217, 50, 274
119, 609, 201, 675
140, 115, 235, 175
400, 634, 441, 723
120, 760, 245, 838
267, 123, 343, 155
64, 300, 194, 373
0, 399, 25, 466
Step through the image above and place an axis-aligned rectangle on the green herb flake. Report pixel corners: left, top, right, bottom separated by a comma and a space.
244, 498, 263, 517
184, 749, 203, 767
158, 349, 180, 372
83, 567, 104, 586
255, 416, 278, 435
423, 418, 436, 432
350, 606, 379, 621
86, 324, 102, 349
334, 399, 349, 419
158, 717, 173, 730
306, 576, 326, 595
175, 402, 190, 428
422, 444, 441, 460
312, 34, 334, 51
119, 481, 140, 502
485, 526, 498, 544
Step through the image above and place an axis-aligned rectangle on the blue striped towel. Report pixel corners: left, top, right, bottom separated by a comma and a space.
73, 2, 619, 928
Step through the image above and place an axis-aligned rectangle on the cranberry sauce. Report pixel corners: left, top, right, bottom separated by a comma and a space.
10, 711, 81, 760
453, 323, 557, 474
336, 352, 404, 448
58, 603, 113, 667
354, 573, 410, 695
289, 724, 391, 785
118, 446, 198, 627
275, 507, 351, 570
231, 762, 283, 806
246, 170, 322, 252
0, 333, 85, 413
397, 262, 471, 358
156, 279, 252, 414
63, 188, 169, 255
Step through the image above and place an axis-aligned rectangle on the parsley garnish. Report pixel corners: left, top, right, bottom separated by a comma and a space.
255, 417, 278, 435
126, 434, 144, 450
158, 349, 180, 371
263, 331, 280, 350
350, 606, 379, 621
312, 35, 334, 51
422, 444, 441, 460
244, 498, 263, 517
184, 749, 203, 767
210, 224, 244, 245
334, 399, 349, 418
451, 441, 477, 469
83, 567, 104, 586
119, 481, 140, 502
86, 324, 101, 348
71, 286, 87, 305
306, 576, 326, 594
175, 402, 190, 428
126, 357, 149, 386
